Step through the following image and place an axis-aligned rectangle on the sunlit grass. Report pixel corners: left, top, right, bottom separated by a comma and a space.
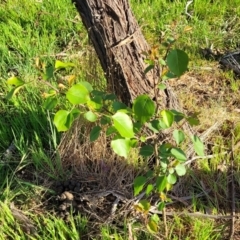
0, 201, 88, 240
131, 0, 240, 58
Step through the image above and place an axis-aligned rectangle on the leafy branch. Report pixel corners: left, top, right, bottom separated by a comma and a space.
6, 35, 205, 235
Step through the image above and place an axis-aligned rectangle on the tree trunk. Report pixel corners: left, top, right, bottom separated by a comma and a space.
72, 0, 167, 106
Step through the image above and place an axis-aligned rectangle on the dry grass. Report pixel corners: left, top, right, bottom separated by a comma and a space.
58, 119, 141, 198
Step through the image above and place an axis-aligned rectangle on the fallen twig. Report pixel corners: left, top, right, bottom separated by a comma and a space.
162, 207, 168, 238
229, 137, 236, 239
185, 0, 194, 18
184, 151, 228, 165
149, 207, 233, 220
166, 191, 209, 206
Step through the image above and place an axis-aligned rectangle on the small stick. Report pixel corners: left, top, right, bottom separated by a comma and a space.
162, 207, 168, 238
184, 151, 228, 165
149, 208, 233, 220
128, 223, 134, 240
229, 137, 236, 239
166, 192, 208, 207
185, 0, 194, 19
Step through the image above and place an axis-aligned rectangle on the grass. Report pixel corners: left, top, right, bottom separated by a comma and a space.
0, 201, 89, 240
0, 0, 240, 239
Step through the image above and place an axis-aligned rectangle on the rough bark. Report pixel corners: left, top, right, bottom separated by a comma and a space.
72, 0, 167, 106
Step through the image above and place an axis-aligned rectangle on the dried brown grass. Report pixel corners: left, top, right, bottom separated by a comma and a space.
58, 119, 141, 198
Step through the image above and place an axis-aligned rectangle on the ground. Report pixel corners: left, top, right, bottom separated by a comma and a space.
0, 0, 240, 239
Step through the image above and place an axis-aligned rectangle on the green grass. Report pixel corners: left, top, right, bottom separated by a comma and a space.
0, 0, 240, 239
0, 201, 89, 240
131, 0, 240, 60
0, 0, 84, 76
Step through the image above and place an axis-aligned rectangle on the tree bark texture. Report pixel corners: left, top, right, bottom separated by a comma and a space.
72, 0, 167, 106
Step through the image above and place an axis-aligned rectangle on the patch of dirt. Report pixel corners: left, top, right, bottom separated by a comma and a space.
50, 178, 130, 224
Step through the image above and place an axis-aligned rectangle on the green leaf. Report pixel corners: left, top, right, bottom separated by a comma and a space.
100, 115, 111, 125
70, 108, 81, 119
112, 112, 134, 138
146, 170, 154, 178
175, 164, 186, 176
133, 95, 155, 124
133, 176, 147, 196
166, 49, 189, 77
140, 136, 146, 142
80, 81, 93, 92
161, 110, 174, 128
144, 64, 154, 74
163, 71, 177, 80
159, 119, 168, 129
43, 65, 54, 80
147, 120, 160, 133
159, 58, 166, 66
106, 126, 117, 136
151, 213, 160, 223
112, 101, 128, 112
7, 76, 25, 86
44, 97, 58, 110
156, 175, 167, 192
133, 122, 142, 134
158, 83, 166, 90
111, 138, 131, 158
42, 90, 57, 98
54, 110, 69, 132
167, 173, 177, 185
104, 93, 117, 101
55, 60, 75, 70
130, 139, 138, 148
87, 96, 103, 110
187, 116, 200, 126
65, 112, 74, 129
146, 184, 154, 196
170, 109, 185, 122
191, 135, 205, 156
173, 129, 185, 145
161, 191, 171, 202
138, 200, 151, 212
147, 219, 158, 233
166, 182, 173, 192
160, 159, 168, 170
90, 126, 101, 142
6, 86, 24, 99
169, 168, 175, 174
171, 147, 187, 162
66, 83, 90, 104
139, 145, 154, 157
159, 143, 172, 154
84, 111, 97, 122
158, 202, 165, 211
167, 37, 176, 44
91, 90, 105, 98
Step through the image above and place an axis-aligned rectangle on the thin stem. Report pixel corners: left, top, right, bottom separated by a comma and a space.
154, 139, 159, 166
162, 207, 168, 238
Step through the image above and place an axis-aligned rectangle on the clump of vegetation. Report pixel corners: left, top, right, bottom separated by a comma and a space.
1, 0, 240, 239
